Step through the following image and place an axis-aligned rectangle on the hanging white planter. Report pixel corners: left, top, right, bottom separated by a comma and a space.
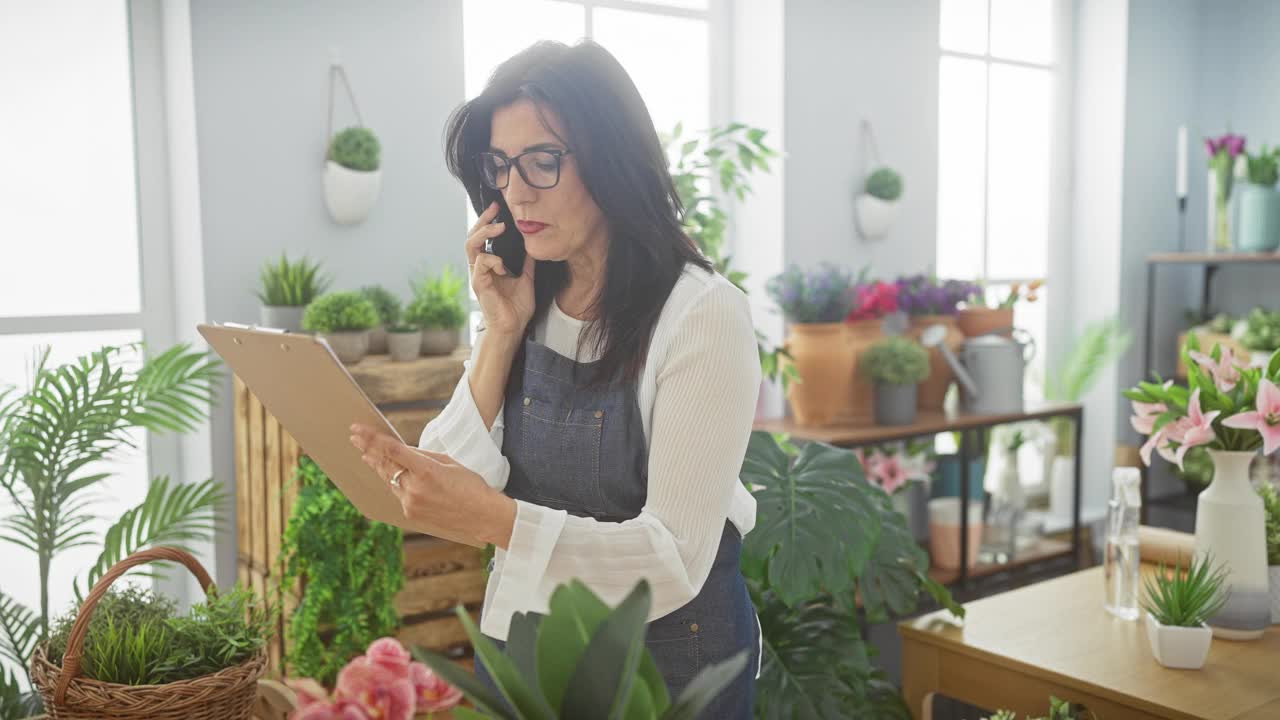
855, 194, 900, 240
853, 120, 903, 242
324, 161, 382, 225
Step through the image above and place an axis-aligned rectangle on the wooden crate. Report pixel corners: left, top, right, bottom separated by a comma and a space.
234, 347, 485, 677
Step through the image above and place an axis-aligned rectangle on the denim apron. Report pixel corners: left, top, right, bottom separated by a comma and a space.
476, 337, 758, 717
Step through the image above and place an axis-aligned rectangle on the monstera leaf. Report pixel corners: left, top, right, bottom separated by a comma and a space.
740, 432, 882, 606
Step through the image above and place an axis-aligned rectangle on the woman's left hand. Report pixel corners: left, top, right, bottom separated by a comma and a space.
349, 424, 515, 549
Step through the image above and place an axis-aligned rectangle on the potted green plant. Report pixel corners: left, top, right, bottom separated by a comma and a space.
303, 291, 380, 364
861, 336, 929, 426
0, 345, 223, 716
360, 285, 402, 355
855, 166, 903, 240
405, 267, 467, 356
1239, 307, 1280, 368
1237, 145, 1280, 252
1258, 482, 1280, 624
324, 126, 382, 225
386, 324, 422, 363
1141, 554, 1228, 669
256, 254, 330, 332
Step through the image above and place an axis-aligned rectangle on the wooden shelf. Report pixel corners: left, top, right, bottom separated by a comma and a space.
927, 537, 1073, 586
752, 402, 1082, 447
347, 347, 470, 405
1147, 251, 1280, 265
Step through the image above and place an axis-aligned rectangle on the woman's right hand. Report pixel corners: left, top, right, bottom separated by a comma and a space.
467, 201, 536, 338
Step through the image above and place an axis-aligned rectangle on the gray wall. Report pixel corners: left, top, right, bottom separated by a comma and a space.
188, 0, 465, 584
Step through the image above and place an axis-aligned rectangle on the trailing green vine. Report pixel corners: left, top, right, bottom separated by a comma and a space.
280, 456, 404, 685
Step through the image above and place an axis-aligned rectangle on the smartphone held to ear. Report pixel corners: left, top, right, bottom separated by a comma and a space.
480, 188, 526, 277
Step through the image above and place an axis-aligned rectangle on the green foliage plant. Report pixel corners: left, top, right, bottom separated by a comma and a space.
256, 254, 330, 307
303, 291, 380, 333
1240, 307, 1280, 352
1246, 145, 1280, 187
1046, 317, 1131, 456
359, 285, 402, 326
1256, 482, 1280, 566
405, 267, 467, 331
328, 126, 381, 172
861, 337, 930, 386
1142, 554, 1229, 628
865, 167, 903, 201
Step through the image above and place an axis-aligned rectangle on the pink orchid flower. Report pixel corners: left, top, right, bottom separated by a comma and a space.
1171, 388, 1220, 469
410, 662, 464, 713
365, 638, 413, 680
1223, 378, 1280, 455
875, 454, 909, 495
1188, 348, 1241, 392
1130, 400, 1167, 435
335, 659, 416, 720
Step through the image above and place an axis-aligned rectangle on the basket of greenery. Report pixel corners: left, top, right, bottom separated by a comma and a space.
405, 267, 467, 356
386, 324, 422, 362
303, 291, 380, 364
256, 254, 329, 332
1141, 554, 1228, 669
861, 336, 930, 426
30, 546, 271, 720
359, 285, 402, 355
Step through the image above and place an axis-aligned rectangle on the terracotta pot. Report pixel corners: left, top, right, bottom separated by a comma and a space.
838, 318, 885, 422
782, 323, 856, 426
906, 315, 963, 410
957, 307, 1014, 338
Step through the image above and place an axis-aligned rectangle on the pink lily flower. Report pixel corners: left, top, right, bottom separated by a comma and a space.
1223, 378, 1280, 455
875, 454, 909, 495
1188, 348, 1241, 392
1131, 400, 1168, 435
1172, 389, 1220, 469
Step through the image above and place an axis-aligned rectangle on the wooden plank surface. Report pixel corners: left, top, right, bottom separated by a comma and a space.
398, 608, 482, 652
264, 412, 283, 673
248, 389, 267, 604
234, 378, 251, 590
347, 348, 468, 405
753, 402, 1083, 447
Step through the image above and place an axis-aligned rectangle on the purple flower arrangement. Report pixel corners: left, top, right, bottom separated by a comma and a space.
894, 274, 981, 316
766, 263, 857, 323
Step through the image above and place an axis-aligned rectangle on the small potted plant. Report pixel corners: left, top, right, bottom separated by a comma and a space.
1240, 307, 1280, 369
1258, 482, 1280, 624
841, 278, 896, 421
958, 280, 1043, 338
1237, 145, 1280, 252
765, 263, 858, 426
386, 324, 422, 362
861, 336, 929, 426
855, 166, 903, 240
303, 291, 380, 364
897, 274, 981, 410
256, 254, 329, 332
324, 126, 382, 225
1142, 554, 1228, 669
360, 285, 402, 355
405, 267, 467, 356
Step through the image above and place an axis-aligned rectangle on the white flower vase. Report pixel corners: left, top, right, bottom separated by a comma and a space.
854, 194, 899, 240
1196, 450, 1271, 639
323, 160, 381, 225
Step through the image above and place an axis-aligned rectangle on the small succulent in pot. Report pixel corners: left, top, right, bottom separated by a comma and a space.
303, 291, 380, 364
386, 323, 422, 362
256, 254, 330, 331
1141, 554, 1228, 669
360, 285, 402, 355
406, 267, 468, 356
862, 336, 930, 426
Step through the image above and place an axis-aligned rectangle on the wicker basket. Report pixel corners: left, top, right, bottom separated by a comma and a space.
31, 546, 268, 720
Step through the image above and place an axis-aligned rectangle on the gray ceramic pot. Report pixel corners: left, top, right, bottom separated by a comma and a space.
421, 327, 461, 356
321, 330, 370, 364
259, 305, 306, 332
874, 383, 918, 426
388, 330, 422, 362
368, 325, 389, 354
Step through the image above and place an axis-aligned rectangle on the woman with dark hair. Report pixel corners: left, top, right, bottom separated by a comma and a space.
349, 40, 760, 714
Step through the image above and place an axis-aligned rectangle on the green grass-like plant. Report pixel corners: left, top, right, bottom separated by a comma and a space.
1142, 554, 1229, 627
328, 126, 381, 172
860, 336, 929, 386
405, 267, 467, 330
303, 291, 380, 333
359, 285, 402, 326
257, 254, 330, 307
1258, 482, 1280, 566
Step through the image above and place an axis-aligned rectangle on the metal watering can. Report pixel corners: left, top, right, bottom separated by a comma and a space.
920, 325, 1036, 415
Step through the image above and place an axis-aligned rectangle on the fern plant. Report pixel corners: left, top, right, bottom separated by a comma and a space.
1045, 317, 1131, 455
0, 344, 223, 701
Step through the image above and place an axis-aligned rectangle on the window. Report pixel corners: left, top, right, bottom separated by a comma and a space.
0, 0, 152, 673
936, 0, 1056, 396
460, 0, 715, 336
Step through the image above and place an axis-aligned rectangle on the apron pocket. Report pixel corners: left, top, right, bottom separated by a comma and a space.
520, 398, 607, 514
644, 616, 701, 681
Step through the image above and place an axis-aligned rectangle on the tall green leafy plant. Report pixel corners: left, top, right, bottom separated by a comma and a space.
256, 254, 330, 307
1045, 317, 1131, 455
280, 456, 404, 685
406, 267, 468, 330
740, 432, 963, 718
0, 344, 223, 700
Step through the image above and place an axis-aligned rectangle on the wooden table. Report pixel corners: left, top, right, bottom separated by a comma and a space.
900, 564, 1280, 719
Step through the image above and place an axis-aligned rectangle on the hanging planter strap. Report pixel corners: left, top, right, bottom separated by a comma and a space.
859, 119, 884, 180
326, 63, 366, 163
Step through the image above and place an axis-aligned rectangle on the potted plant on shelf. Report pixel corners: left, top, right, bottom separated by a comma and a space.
324, 126, 382, 225
840, 278, 896, 421
897, 274, 981, 409
855, 440, 936, 544
1258, 482, 1280, 624
1142, 554, 1228, 669
386, 324, 422, 363
854, 166, 903, 240
303, 291, 381, 364
1239, 307, 1280, 369
1125, 336, 1280, 639
257, 254, 330, 332
1205, 133, 1246, 252
861, 336, 929, 426
765, 263, 858, 426
1238, 145, 1280, 252
405, 267, 467, 356
360, 285, 402, 355
958, 280, 1043, 338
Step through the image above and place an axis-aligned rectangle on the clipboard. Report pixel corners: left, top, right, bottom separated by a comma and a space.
198, 323, 478, 547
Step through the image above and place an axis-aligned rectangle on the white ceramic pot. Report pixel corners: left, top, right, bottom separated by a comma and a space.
854, 194, 900, 240
259, 305, 306, 332
1145, 612, 1212, 670
1196, 450, 1271, 640
321, 330, 370, 364
388, 330, 422, 362
1270, 566, 1280, 625
421, 327, 461, 356
323, 160, 382, 225
369, 325, 389, 355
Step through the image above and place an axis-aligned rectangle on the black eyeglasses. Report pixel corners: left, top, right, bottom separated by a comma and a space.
476, 149, 572, 190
